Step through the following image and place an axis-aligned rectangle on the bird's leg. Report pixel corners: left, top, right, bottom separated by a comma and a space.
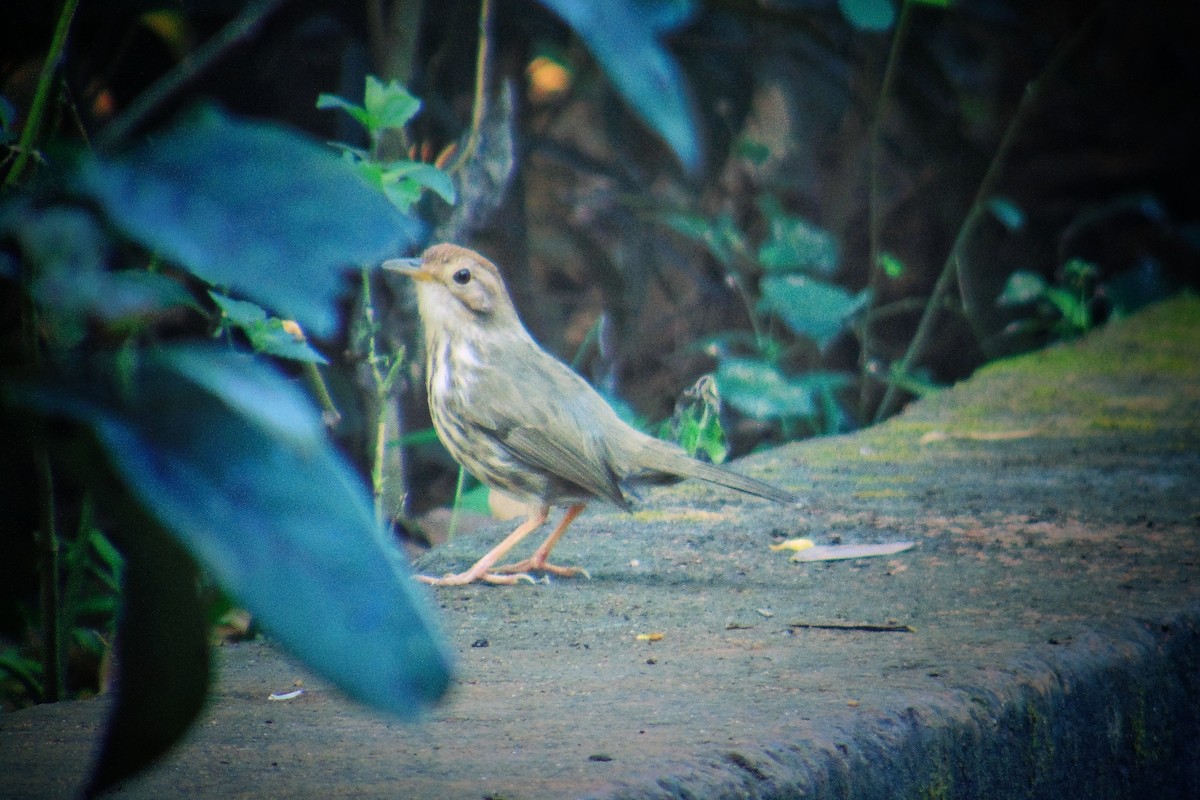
417, 506, 550, 586
492, 503, 589, 579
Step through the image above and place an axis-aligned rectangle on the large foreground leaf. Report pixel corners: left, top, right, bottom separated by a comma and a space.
21, 347, 453, 721
88, 523, 209, 796
74, 107, 422, 337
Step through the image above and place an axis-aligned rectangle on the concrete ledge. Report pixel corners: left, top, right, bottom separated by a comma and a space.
2, 297, 1198, 799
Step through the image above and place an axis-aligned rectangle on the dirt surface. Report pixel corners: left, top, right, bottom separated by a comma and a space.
2, 297, 1199, 799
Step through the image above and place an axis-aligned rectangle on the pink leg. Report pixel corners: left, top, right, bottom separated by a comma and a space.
417, 506, 550, 586
492, 503, 589, 579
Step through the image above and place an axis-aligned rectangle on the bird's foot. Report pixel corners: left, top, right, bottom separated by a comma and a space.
492, 559, 591, 580
416, 569, 537, 586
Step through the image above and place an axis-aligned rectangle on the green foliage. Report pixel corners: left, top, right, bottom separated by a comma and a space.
76, 106, 416, 338
210, 291, 328, 364
662, 181, 864, 438
1, 105, 450, 791
758, 274, 871, 351
998, 258, 1099, 339
317, 75, 421, 134
659, 375, 729, 464
318, 77, 459, 526
319, 77, 456, 213
838, 0, 896, 32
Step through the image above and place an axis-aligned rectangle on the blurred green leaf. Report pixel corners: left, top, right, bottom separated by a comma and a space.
997, 270, 1049, 306
158, 345, 325, 443
315, 94, 371, 129
660, 375, 728, 463
878, 251, 905, 278
381, 161, 457, 205
797, 371, 855, 434
17, 346, 453, 720
88, 523, 209, 797
838, 0, 896, 31
74, 106, 421, 338
660, 210, 746, 268
757, 197, 838, 275
536, 0, 702, 173
734, 139, 771, 165
715, 357, 815, 421
758, 275, 869, 350
210, 292, 328, 364
363, 77, 422, 131
319, 78, 421, 137
987, 197, 1025, 231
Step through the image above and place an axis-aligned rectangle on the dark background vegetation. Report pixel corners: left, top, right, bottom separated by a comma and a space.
1, 0, 1197, 792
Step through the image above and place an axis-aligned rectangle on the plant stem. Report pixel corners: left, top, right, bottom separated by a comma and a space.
4, 0, 80, 187
33, 448, 65, 703
95, 0, 288, 150
360, 267, 409, 527
448, 0, 492, 174
859, 0, 915, 420
301, 362, 341, 427
360, 269, 388, 527
873, 6, 1101, 423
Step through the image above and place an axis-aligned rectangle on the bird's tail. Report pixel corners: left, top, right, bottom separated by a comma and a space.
633, 437, 803, 506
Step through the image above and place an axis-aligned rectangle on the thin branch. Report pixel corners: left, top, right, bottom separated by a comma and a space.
4, 0, 80, 187
447, 0, 493, 174
34, 448, 64, 703
95, 0, 289, 151
859, 0, 915, 419
873, 6, 1103, 423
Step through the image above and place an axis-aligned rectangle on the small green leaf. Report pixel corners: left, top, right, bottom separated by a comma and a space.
987, 197, 1025, 231
715, 357, 816, 421
758, 275, 869, 350
997, 270, 1049, 307
659, 210, 745, 267
158, 344, 325, 442
315, 93, 371, 130
381, 162, 457, 205
877, 251, 905, 278
210, 292, 328, 364
363, 77, 422, 132
756, 196, 838, 275
735, 139, 771, 165
661, 375, 728, 464
838, 0, 896, 31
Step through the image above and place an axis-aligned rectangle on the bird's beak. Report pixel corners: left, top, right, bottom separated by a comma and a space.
381, 257, 431, 281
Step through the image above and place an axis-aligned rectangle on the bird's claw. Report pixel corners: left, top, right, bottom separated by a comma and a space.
414, 570, 537, 586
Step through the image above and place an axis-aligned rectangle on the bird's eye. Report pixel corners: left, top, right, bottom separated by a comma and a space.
452, 268, 472, 285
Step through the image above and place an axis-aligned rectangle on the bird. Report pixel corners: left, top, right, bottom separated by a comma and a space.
384, 243, 801, 586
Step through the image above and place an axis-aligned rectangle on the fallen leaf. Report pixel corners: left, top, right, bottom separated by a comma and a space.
635, 632, 664, 642
791, 541, 914, 562
769, 538, 814, 552
920, 428, 1040, 445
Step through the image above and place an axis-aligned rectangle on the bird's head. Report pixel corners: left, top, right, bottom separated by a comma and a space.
383, 244, 522, 335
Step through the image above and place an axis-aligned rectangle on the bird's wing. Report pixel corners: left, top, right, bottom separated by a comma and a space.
461, 349, 631, 509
